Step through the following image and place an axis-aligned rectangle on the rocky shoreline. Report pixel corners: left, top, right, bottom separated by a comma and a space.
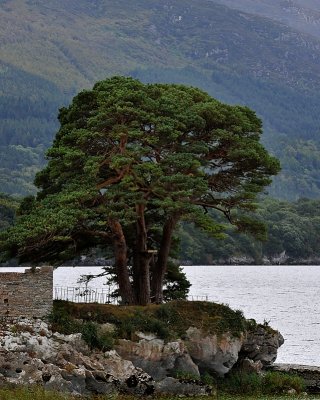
0, 317, 284, 396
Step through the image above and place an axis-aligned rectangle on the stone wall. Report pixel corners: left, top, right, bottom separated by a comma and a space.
0, 267, 53, 318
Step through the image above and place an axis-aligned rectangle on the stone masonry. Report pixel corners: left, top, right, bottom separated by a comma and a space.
0, 266, 53, 318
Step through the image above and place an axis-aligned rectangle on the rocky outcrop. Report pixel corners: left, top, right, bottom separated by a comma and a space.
0, 317, 283, 396
115, 329, 245, 379
115, 332, 199, 380
115, 325, 283, 379
239, 325, 284, 366
184, 327, 243, 376
0, 319, 211, 396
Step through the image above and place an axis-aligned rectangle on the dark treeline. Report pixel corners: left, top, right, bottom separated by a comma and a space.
179, 197, 320, 265
0, 194, 19, 231
1, 194, 320, 265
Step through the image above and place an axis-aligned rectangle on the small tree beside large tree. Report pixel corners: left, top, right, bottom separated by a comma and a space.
0, 76, 280, 305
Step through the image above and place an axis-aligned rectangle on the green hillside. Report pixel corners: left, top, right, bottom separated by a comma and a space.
1, 0, 320, 199
214, 0, 320, 39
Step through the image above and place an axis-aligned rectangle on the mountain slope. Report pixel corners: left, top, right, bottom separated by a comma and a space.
1, 0, 320, 199
213, 0, 320, 40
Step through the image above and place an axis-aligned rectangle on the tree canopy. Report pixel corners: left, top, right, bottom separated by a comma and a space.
0, 76, 280, 305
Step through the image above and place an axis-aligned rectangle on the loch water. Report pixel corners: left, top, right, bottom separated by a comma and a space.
1, 264, 319, 366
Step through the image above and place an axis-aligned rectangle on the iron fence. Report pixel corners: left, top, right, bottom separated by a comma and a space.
53, 286, 120, 304
53, 286, 210, 304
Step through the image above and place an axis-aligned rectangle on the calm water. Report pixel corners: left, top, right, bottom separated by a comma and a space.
1, 265, 319, 366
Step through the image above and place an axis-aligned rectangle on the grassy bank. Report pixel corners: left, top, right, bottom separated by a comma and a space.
0, 387, 317, 400
50, 299, 249, 348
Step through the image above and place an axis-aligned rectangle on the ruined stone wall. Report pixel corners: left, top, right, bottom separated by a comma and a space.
0, 267, 53, 318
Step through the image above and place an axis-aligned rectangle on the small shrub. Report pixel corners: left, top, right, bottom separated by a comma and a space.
48, 304, 81, 335
96, 330, 114, 351
201, 372, 216, 386
172, 370, 200, 382
116, 311, 171, 341
263, 371, 305, 394
220, 372, 263, 395
220, 371, 305, 396
81, 321, 114, 351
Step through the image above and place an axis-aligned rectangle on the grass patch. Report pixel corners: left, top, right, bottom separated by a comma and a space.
219, 396, 313, 400
0, 387, 315, 400
0, 386, 75, 400
48, 305, 114, 351
219, 371, 305, 396
50, 299, 248, 343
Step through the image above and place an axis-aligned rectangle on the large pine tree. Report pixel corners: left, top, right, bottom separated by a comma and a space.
0, 76, 280, 305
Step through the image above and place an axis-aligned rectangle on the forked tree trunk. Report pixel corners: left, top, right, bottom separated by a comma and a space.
109, 218, 136, 305
132, 204, 152, 305
151, 216, 178, 303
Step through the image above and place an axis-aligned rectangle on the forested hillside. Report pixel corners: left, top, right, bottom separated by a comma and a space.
1, 0, 320, 199
1, 196, 319, 265
180, 198, 320, 265
214, 0, 320, 39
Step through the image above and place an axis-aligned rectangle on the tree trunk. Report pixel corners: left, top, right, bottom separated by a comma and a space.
151, 216, 178, 303
132, 204, 152, 305
109, 218, 136, 305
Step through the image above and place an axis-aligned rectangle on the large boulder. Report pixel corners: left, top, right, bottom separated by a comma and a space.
115, 332, 199, 380
239, 325, 284, 366
184, 327, 244, 376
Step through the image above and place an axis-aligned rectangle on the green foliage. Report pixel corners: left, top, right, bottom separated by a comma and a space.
0, 386, 310, 400
81, 321, 114, 351
221, 372, 263, 395
0, 193, 19, 231
0, 76, 278, 265
115, 310, 172, 341
220, 371, 305, 395
171, 370, 201, 382
263, 371, 305, 395
52, 300, 248, 341
48, 302, 82, 335
0, 76, 279, 305
163, 261, 191, 301
48, 301, 114, 350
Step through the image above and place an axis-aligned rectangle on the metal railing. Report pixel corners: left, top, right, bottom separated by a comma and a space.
53, 286, 120, 304
53, 286, 210, 304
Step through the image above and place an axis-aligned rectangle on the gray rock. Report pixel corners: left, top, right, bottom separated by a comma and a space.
0, 319, 152, 395
184, 327, 244, 376
240, 326, 284, 366
155, 377, 212, 396
115, 336, 198, 380
235, 357, 263, 374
